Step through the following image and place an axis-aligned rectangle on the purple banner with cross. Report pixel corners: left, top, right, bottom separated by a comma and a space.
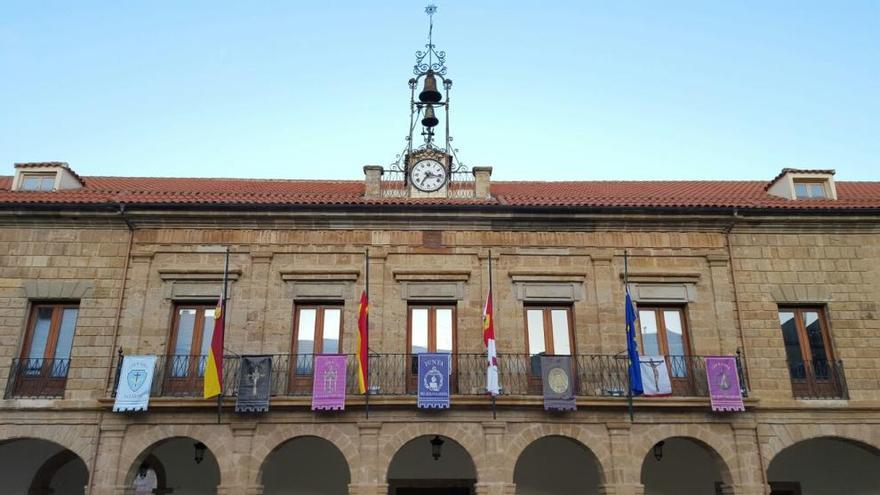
312, 354, 347, 411
705, 356, 745, 412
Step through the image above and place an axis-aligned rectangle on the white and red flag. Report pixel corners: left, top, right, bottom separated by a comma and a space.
483, 288, 500, 396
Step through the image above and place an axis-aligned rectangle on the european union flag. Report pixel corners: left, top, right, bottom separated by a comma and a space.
626, 290, 644, 396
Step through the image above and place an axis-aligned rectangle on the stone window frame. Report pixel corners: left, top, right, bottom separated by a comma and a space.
280, 270, 360, 302
158, 268, 242, 301
508, 271, 586, 303
393, 270, 471, 302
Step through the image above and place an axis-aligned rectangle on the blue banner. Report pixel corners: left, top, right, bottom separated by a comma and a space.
418, 353, 451, 409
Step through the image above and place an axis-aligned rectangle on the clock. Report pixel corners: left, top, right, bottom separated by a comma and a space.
410, 159, 448, 192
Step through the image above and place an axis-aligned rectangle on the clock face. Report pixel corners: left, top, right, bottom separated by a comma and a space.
410, 159, 447, 192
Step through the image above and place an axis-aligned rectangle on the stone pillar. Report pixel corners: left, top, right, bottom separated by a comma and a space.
89, 424, 126, 495
355, 422, 383, 485
244, 486, 264, 495
474, 482, 515, 495
217, 422, 258, 493
481, 421, 507, 484
606, 423, 633, 486
472, 166, 493, 199
590, 253, 617, 354
363, 166, 384, 198
348, 483, 390, 495
706, 254, 739, 354
731, 421, 767, 495
599, 483, 644, 495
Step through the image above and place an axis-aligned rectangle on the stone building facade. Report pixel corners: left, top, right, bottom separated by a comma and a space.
0, 163, 878, 495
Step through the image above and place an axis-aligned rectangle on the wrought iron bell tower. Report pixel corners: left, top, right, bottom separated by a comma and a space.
386, 4, 467, 196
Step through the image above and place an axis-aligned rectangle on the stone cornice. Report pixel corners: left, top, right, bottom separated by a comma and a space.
1, 205, 879, 232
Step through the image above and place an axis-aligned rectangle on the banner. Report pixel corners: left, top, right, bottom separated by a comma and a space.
706, 356, 745, 412
418, 353, 451, 409
312, 354, 347, 411
639, 356, 672, 396
541, 355, 576, 411
235, 355, 272, 413
113, 355, 157, 412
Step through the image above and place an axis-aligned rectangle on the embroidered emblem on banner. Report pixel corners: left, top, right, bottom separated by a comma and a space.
113, 355, 157, 412
235, 355, 272, 413
312, 354, 347, 411
418, 353, 451, 409
706, 356, 745, 412
541, 355, 576, 411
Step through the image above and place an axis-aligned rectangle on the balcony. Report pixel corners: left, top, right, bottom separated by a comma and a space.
111, 353, 748, 401
786, 358, 848, 400
4, 358, 71, 399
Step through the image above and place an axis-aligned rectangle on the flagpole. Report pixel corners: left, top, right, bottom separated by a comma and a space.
365, 248, 370, 420
218, 246, 229, 424
488, 249, 496, 420
625, 249, 634, 422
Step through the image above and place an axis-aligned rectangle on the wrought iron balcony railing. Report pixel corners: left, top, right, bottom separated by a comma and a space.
4, 358, 71, 399
111, 352, 749, 400
786, 357, 848, 400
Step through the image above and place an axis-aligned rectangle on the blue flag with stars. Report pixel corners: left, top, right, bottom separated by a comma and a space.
626, 289, 644, 396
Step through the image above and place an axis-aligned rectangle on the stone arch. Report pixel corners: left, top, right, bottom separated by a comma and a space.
251, 423, 359, 485
379, 423, 487, 483
762, 423, 880, 465
767, 435, 880, 494
630, 425, 736, 486
118, 425, 233, 487
0, 437, 90, 494
513, 435, 605, 495
503, 423, 611, 485
260, 435, 352, 495
0, 424, 93, 466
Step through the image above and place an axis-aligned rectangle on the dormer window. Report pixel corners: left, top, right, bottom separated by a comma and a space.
766, 168, 837, 201
20, 173, 56, 192
793, 180, 827, 199
12, 162, 84, 192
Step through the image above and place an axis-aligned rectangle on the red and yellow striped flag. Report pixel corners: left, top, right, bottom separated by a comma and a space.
356, 290, 369, 394
203, 293, 225, 398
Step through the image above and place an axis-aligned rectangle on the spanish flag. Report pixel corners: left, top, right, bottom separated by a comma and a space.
203, 291, 225, 399
356, 290, 369, 394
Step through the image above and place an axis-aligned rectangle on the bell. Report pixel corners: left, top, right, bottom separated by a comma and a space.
418, 72, 442, 103
421, 105, 439, 128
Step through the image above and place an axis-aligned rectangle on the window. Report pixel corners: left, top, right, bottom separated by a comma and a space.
778, 307, 841, 398
12, 303, 78, 397
290, 304, 343, 391
524, 306, 574, 393
19, 173, 56, 192
637, 306, 695, 394
165, 304, 216, 394
793, 180, 827, 199
408, 305, 456, 392
524, 306, 573, 356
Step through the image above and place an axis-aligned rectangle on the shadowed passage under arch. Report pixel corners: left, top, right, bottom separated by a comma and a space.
125, 436, 221, 494
768, 437, 880, 495
640, 437, 732, 495
387, 435, 477, 495
261, 435, 352, 495
513, 435, 603, 495
0, 437, 89, 495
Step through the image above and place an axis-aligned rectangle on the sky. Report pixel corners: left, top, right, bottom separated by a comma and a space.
1, 1, 878, 182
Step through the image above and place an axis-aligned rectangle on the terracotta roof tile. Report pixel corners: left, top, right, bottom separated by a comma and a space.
0, 175, 878, 211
